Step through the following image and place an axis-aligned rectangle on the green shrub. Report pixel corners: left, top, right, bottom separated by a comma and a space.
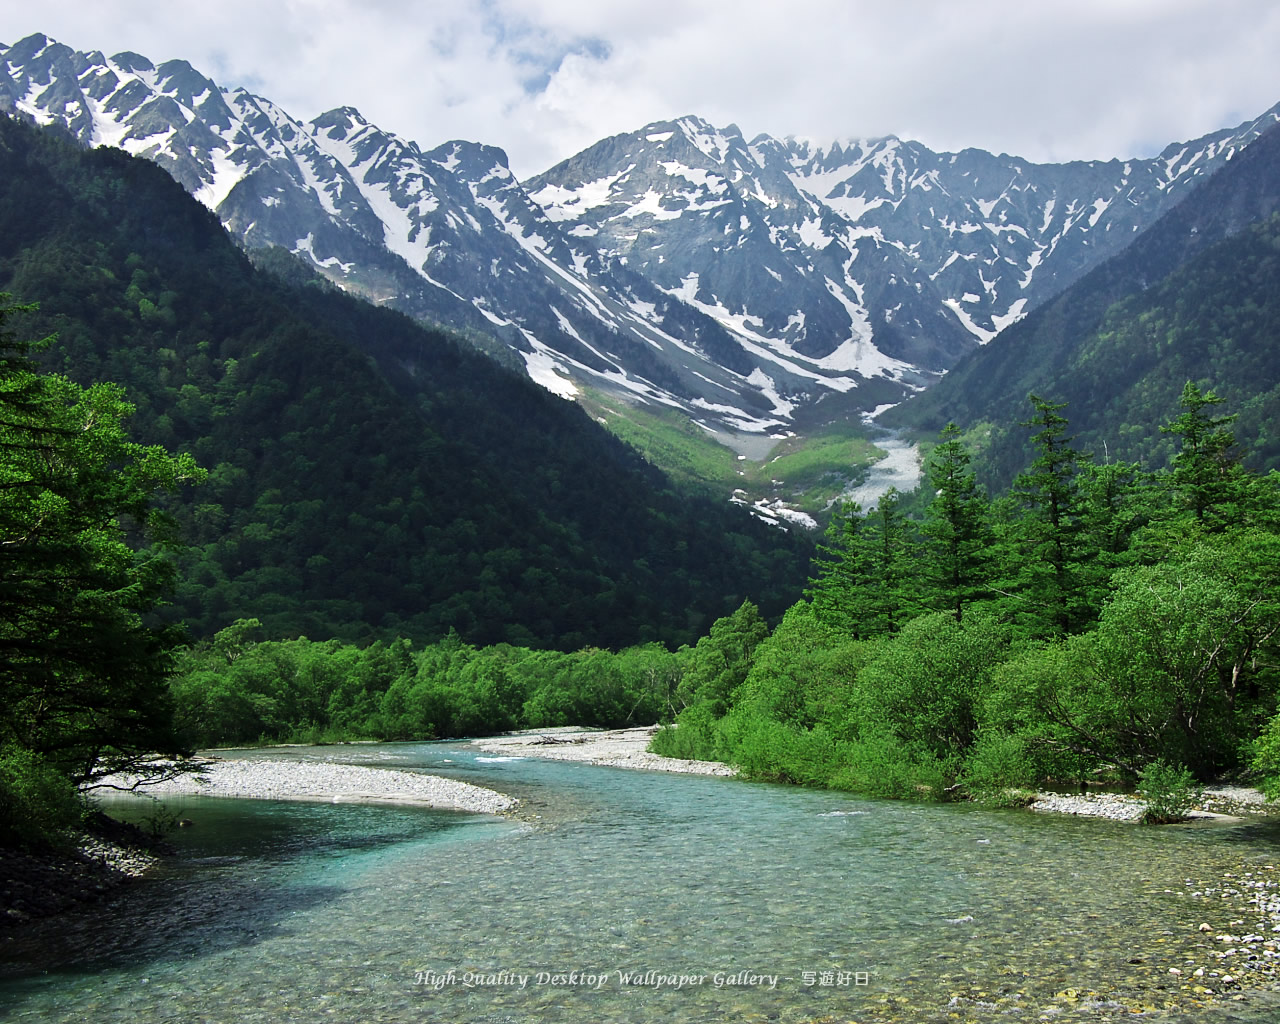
1252, 713, 1280, 800
648, 703, 719, 761
960, 730, 1037, 805
828, 731, 954, 801
722, 715, 845, 786
1138, 758, 1202, 824
0, 746, 85, 849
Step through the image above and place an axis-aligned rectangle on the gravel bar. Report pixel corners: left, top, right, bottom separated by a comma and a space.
101, 759, 517, 815
1030, 785, 1273, 822
471, 726, 738, 776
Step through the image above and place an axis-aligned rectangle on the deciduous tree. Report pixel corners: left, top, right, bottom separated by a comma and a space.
0, 298, 204, 791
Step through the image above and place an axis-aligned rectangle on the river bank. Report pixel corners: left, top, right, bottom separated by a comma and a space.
1, 812, 162, 926
471, 727, 1276, 823
3, 759, 517, 926
1029, 784, 1272, 821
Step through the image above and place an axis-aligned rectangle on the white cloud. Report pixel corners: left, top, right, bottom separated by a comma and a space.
4, 0, 1279, 177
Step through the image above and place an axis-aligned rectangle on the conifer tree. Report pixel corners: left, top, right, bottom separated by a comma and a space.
806, 500, 866, 634
1008, 395, 1089, 635
921, 424, 993, 622
862, 487, 916, 635
1161, 381, 1249, 531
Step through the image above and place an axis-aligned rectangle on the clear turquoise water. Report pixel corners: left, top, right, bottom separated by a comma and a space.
4, 743, 1280, 1023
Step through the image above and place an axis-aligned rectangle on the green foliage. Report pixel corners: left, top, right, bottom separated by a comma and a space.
731, 601, 869, 732
1004, 395, 1091, 636
720, 719, 846, 787
808, 491, 917, 638
673, 601, 769, 717
0, 745, 85, 848
0, 297, 204, 796
827, 731, 956, 802
1252, 713, 1280, 800
921, 424, 995, 621
983, 534, 1280, 780
170, 626, 688, 746
1138, 758, 1202, 824
1160, 381, 1252, 532
852, 609, 1012, 760
649, 704, 719, 761
658, 388, 1280, 807
959, 731, 1037, 806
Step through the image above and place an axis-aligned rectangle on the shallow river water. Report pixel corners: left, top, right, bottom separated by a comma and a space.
4, 743, 1280, 1023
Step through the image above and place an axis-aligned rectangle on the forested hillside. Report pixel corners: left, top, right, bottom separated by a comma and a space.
655, 388, 1280, 810
0, 115, 811, 651
885, 123, 1280, 490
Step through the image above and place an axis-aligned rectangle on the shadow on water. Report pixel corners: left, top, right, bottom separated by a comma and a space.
1, 792, 505, 982
1, 873, 347, 979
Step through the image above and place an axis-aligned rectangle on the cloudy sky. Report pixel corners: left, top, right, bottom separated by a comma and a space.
4, 0, 1280, 179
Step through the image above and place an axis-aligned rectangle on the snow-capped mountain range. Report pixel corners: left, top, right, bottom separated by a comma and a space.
3, 31, 1277, 439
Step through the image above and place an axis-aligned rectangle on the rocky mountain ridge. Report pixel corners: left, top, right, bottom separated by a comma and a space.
3, 31, 1277, 441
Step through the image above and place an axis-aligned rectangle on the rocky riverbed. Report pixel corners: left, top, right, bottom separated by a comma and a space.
1030, 784, 1273, 822
1163, 864, 1280, 1003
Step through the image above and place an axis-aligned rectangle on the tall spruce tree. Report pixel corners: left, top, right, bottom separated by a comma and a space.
1008, 396, 1089, 635
1161, 381, 1250, 531
807, 490, 916, 638
921, 424, 993, 622
863, 487, 916, 635
806, 500, 867, 635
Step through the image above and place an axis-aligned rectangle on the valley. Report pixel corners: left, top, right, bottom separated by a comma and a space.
5, 18, 1280, 1024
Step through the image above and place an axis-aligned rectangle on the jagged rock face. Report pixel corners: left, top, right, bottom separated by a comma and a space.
4, 32, 1277, 436
528, 111, 1278, 375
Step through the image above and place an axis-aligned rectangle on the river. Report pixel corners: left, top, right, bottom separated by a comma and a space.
4, 744, 1280, 1023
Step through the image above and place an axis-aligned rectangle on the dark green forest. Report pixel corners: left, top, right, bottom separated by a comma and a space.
0, 115, 810, 652
654, 389, 1280, 813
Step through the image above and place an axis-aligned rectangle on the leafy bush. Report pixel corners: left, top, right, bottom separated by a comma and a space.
720, 715, 845, 786
1253, 712, 1280, 800
1138, 758, 1202, 824
648, 704, 719, 761
0, 746, 85, 848
960, 730, 1037, 805
828, 731, 956, 801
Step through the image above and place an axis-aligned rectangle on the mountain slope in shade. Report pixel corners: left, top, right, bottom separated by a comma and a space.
0, 113, 813, 646
3, 32, 1277, 445
883, 121, 1280, 489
